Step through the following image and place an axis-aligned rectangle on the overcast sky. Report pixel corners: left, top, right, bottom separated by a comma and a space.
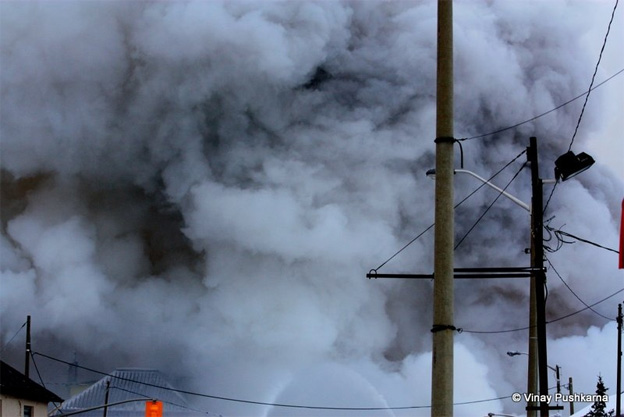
1, 1, 622, 416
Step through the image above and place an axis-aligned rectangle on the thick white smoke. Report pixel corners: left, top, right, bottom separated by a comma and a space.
1, 1, 622, 416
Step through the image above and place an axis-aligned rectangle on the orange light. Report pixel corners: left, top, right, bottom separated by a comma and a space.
145, 401, 163, 417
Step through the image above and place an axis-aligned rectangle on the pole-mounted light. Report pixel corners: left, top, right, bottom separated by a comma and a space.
554, 151, 595, 181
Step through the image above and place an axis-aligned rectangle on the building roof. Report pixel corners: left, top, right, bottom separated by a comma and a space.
58, 368, 191, 417
0, 360, 64, 403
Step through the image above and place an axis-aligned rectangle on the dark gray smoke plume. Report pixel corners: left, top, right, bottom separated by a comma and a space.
1, 1, 622, 416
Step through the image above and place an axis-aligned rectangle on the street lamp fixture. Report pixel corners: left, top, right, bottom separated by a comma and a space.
554, 150, 595, 181
508, 350, 561, 394
426, 168, 530, 212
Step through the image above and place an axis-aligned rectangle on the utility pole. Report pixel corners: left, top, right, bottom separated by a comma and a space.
617, 303, 622, 417
103, 379, 111, 417
568, 377, 575, 416
527, 213, 538, 417
431, 0, 454, 415
528, 137, 549, 417
25, 315, 31, 379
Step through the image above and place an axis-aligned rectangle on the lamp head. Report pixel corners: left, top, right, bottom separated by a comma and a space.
554, 151, 595, 181
506, 351, 521, 357
426, 168, 436, 178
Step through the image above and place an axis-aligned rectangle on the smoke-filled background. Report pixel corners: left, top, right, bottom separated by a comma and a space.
1, 1, 623, 416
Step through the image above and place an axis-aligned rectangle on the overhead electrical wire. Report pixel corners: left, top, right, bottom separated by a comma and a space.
461, 286, 624, 334
456, 68, 623, 143
567, 0, 620, 153
547, 287, 624, 324
546, 257, 615, 321
33, 351, 513, 411
544, 224, 619, 255
461, 324, 530, 335
31, 351, 48, 390
1, 320, 26, 350
30, 351, 64, 410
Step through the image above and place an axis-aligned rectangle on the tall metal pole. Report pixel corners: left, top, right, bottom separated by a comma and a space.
617, 303, 622, 417
432, 0, 454, 415
25, 315, 31, 379
528, 137, 549, 417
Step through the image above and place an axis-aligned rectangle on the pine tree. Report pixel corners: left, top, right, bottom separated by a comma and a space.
584, 375, 613, 417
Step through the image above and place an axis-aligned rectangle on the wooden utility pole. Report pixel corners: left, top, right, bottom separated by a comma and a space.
528, 137, 549, 417
527, 276, 538, 417
432, 0, 454, 415
25, 315, 31, 378
526, 156, 542, 417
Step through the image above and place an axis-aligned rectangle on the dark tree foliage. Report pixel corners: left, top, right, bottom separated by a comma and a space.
584, 375, 614, 417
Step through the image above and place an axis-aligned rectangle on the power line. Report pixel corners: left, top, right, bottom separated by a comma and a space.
1, 320, 26, 350
568, 0, 620, 152
30, 351, 47, 389
461, 286, 624, 334
30, 351, 63, 409
461, 325, 530, 335
546, 256, 615, 321
547, 287, 624, 325
544, 225, 619, 254
543, 180, 559, 216
373, 222, 434, 272
457, 68, 624, 142
33, 351, 512, 411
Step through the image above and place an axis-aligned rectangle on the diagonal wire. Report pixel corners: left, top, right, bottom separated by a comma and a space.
373, 223, 434, 272
545, 226, 620, 254
457, 68, 624, 142
1, 320, 26, 350
547, 287, 624, 324
454, 161, 527, 250
543, 179, 559, 215
568, 0, 619, 152
546, 257, 615, 321
461, 286, 624, 333
30, 351, 64, 408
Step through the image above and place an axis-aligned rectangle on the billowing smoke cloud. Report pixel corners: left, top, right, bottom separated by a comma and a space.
1, 1, 622, 416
